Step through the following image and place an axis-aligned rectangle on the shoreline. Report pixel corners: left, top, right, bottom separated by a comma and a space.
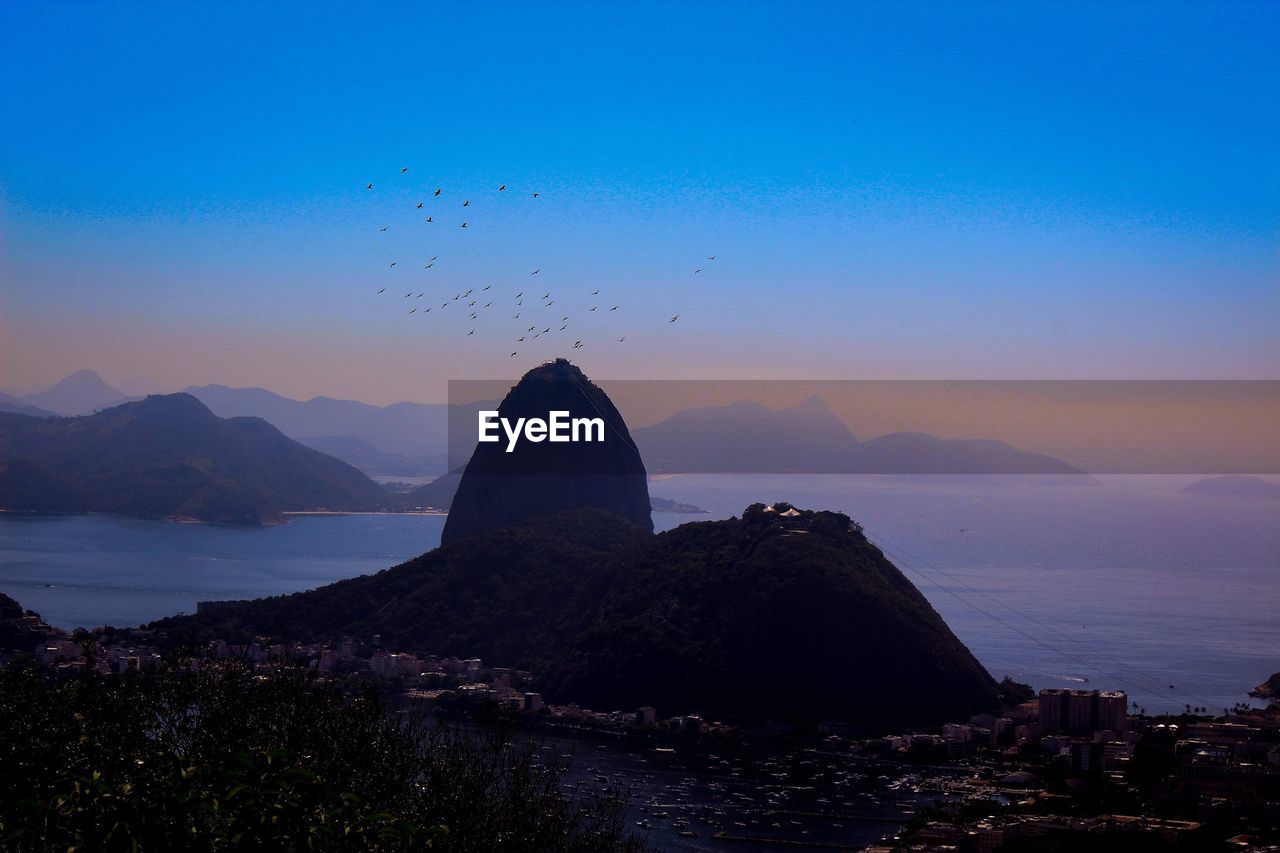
283, 510, 448, 517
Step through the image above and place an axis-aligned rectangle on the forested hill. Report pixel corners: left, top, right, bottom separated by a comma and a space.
0, 394, 394, 525
150, 503, 999, 730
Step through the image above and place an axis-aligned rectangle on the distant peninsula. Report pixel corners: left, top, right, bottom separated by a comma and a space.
1183, 475, 1280, 499
0, 394, 396, 525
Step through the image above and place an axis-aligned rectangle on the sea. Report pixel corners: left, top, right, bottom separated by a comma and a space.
2, 475, 1276, 716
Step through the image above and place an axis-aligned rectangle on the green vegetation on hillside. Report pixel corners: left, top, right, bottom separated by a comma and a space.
0, 660, 643, 852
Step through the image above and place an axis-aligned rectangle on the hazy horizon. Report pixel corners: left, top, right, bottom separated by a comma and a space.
3, 3, 1278, 405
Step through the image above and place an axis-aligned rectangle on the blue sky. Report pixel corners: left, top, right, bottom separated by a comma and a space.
2, 1, 1276, 403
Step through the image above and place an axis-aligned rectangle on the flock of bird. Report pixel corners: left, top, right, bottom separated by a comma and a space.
364, 167, 710, 358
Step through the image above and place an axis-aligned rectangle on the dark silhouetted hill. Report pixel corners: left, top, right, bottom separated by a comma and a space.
0, 394, 394, 524
400, 470, 703, 515
151, 504, 998, 729
402, 470, 464, 510
441, 360, 652, 546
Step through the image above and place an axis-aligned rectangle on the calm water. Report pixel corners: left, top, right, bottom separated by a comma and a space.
2, 476, 1276, 715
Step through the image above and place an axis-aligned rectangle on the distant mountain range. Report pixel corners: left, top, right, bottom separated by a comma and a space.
6, 370, 133, 416
183, 384, 450, 475
1183, 475, 1280, 499
0, 393, 57, 418
633, 396, 1088, 475
0, 394, 395, 524
9, 370, 1089, 478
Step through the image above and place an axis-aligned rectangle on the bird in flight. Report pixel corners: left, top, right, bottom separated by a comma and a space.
401, 167, 409, 174
592, 289, 599, 295
425, 216, 434, 223
572, 341, 583, 349
541, 292, 550, 299
618, 336, 625, 342
482, 284, 491, 290
708, 255, 716, 260
404, 292, 412, 298
590, 306, 597, 312
499, 185, 507, 191
434, 188, 442, 196
460, 222, 468, 228
462, 200, 470, 207
531, 192, 540, 198
515, 291, 523, 298
510, 351, 517, 357
389, 262, 397, 267
424, 262, 434, 269
424, 307, 432, 312
468, 329, 475, 336
365, 183, 373, 190
484, 302, 492, 308
669, 315, 679, 322
610, 305, 618, 311
694, 269, 702, 274
531, 269, 540, 275
380, 226, 389, 232
409, 308, 417, 314
377, 288, 385, 294
416, 202, 424, 209
513, 313, 520, 319
560, 325, 567, 331
518, 336, 525, 342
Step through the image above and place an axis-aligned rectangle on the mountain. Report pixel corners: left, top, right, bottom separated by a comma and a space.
1250, 672, 1280, 701
633, 397, 1087, 475
150, 504, 998, 729
634, 396, 860, 472
402, 470, 463, 510
1183, 475, 1280, 499
0, 394, 394, 524
20, 370, 131, 416
184, 384, 449, 475
294, 435, 443, 478
441, 359, 653, 546
401, 470, 703, 514
853, 432, 1085, 474
649, 497, 708, 514
0, 392, 56, 418
0, 458, 87, 513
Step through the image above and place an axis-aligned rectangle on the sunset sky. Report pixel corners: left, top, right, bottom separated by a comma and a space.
2, 2, 1277, 405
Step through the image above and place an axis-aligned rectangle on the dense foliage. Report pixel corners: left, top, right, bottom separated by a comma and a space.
153, 505, 999, 730
0, 660, 644, 852
0, 394, 394, 524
